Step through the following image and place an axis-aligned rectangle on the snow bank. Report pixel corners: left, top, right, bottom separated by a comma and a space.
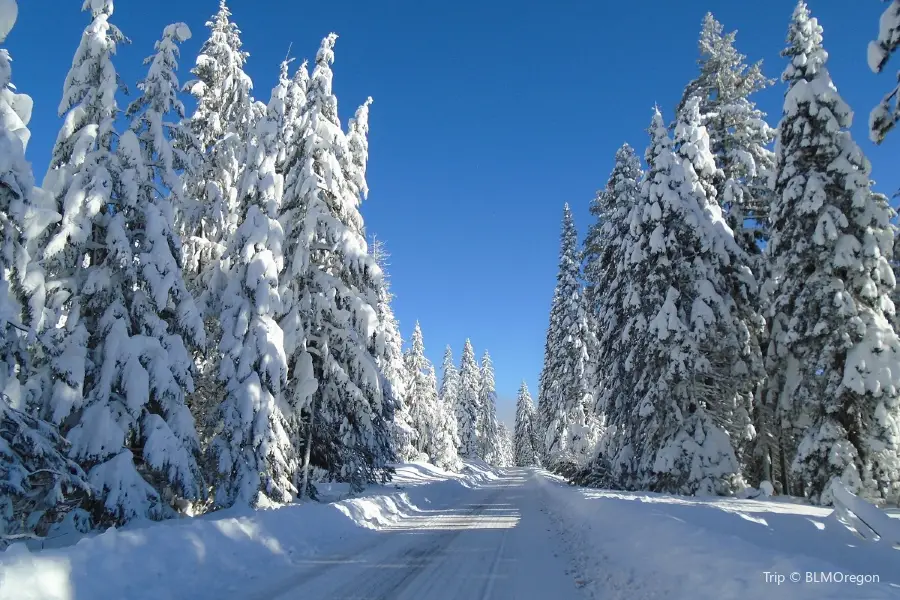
0, 461, 499, 600
535, 472, 900, 600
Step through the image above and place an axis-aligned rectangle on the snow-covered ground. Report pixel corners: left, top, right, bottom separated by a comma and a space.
3, 463, 900, 600
537, 472, 900, 599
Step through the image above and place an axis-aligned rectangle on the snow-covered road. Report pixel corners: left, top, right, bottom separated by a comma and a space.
5, 462, 900, 600
248, 468, 586, 600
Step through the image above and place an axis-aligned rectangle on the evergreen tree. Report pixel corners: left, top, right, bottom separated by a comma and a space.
179, 0, 259, 315
404, 322, 433, 455
869, 0, 900, 143
496, 422, 514, 468
429, 364, 461, 472
612, 108, 744, 496
1, 395, 91, 548
514, 382, 540, 467
0, 0, 89, 547
371, 240, 416, 462
765, 2, 900, 505
0, 0, 56, 404
477, 350, 502, 464
677, 13, 775, 256
456, 339, 481, 458
538, 205, 594, 471
280, 34, 393, 494
584, 144, 642, 452
673, 98, 761, 481
208, 60, 296, 508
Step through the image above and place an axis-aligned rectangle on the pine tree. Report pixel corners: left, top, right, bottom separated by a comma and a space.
208, 59, 296, 508
869, 0, 900, 143
584, 145, 642, 450
456, 339, 481, 458
404, 322, 433, 456
0, 0, 89, 547
0, 0, 56, 404
538, 205, 595, 471
496, 423, 514, 468
280, 34, 393, 494
477, 350, 502, 464
429, 364, 461, 472
438, 345, 463, 460
765, 2, 900, 505
677, 13, 775, 256
514, 382, 540, 467
179, 0, 259, 318
612, 108, 745, 496
371, 240, 416, 462
673, 97, 761, 482
1, 395, 91, 548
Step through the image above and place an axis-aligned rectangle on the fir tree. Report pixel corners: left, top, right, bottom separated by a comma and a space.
584, 144, 642, 451
869, 0, 900, 143
613, 108, 744, 496
0, 0, 56, 404
456, 339, 481, 458
677, 13, 775, 256
477, 350, 502, 464
179, 0, 259, 317
371, 240, 416, 462
765, 2, 900, 505
404, 322, 433, 455
514, 381, 540, 467
208, 61, 295, 508
1, 395, 91, 548
280, 34, 393, 494
538, 205, 595, 471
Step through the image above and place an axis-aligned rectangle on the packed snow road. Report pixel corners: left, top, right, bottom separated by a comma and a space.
247, 468, 586, 600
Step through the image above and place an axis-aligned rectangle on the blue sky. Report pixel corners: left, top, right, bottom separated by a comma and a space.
7, 1, 898, 427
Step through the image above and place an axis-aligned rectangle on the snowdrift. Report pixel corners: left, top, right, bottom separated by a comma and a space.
0, 461, 501, 600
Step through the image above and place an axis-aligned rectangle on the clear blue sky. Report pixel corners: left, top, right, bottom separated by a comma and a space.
7, 1, 898, 427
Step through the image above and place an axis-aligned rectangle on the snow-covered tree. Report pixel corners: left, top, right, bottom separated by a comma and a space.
30, 9, 215, 524
404, 322, 434, 455
456, 339, 481, 458
677, 13, 775, 256
0, 0, 56, 404
673, 98, 761, 480
496, 423, 514, 468
0, 1, 89, 547
208, 60, 296, 508
869, 0, 900, 143
371, 240, 415, 462
610, 108, 745, 496
279, 34, 393, 494
538, 205, 595, 471
765, 2, 900, 505
179, 0, 259, 312
1, 394, 91, 548
584, 145, 642, 437
477, 350, 502, 464
437, 345, 463, 465
428, 368, 461, 472
514, 382, 540, 467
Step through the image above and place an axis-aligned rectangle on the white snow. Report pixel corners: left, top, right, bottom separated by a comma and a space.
6, 466, 900, 600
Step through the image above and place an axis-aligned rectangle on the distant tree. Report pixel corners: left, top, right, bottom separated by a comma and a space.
456, 339, 481, 458
477, 350, 503, 464
514, 382, 540, 467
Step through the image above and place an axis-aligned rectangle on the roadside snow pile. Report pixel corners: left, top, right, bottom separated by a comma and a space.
0, 461, 500, 600
536, 472, 900, 600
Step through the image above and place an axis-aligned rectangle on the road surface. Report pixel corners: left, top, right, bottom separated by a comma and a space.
249, 468, 587, 600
